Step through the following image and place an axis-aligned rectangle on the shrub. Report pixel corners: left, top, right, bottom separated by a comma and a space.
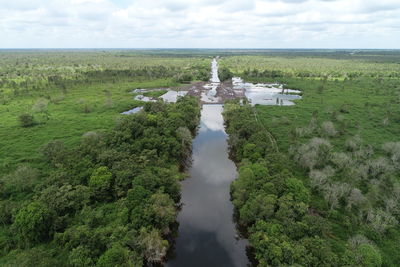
345, 135, 362, 151
347, 164, 369, 181
382, 142, 400, 167
366, 209, 397, 234
309, 166, 335, 190
367, 157, 394, 179
32, 98, 49, 113
76, 98, 92, 113
346, 188, 367, 210
322, 182, 350, 210
50, 94, 65, 104
294, 125, 314, 137
294, 138, 332, 169
330, 152, 353, 169
1, 165, 39, 195
321, 121, 337, 137
353, 145, 374, 160
18, 113, 35, 127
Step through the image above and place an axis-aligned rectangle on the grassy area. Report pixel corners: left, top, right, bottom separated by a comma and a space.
0, 78, 178, 173
221, 52, 400, 266
0, 51, 212, 174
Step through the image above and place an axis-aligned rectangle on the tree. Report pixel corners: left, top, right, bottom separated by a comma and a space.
239, 194, 276, 224
346, 236, 382, 267
138, 228, 168, 263
40, 140, 68, 167
218, 67, 233, 81
243, 143, 262, 162
150, 193, 176, 232
89, 166, 113, 201
13, 201, 54, 245
275, 193, 308, 222
2, 247, 61, 267
357, 244, 382, 267
68, 245, 95, 267
38, 184, 90, 217
97, 243, 141, 267
285, 178, 310, 203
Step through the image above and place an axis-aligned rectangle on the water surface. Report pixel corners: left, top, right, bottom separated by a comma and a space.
160, 91, 188, 103
232, 77, 302, 106
167, 105, 249, 267
120, 106, 143, 115
203, 58, 221, 102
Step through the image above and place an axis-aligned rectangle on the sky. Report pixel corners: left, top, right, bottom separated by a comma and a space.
0, 0, 399, 49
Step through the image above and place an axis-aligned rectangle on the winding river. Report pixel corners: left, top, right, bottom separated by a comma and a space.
167, 60, 249, 266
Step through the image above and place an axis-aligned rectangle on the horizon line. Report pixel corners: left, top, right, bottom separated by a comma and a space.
1, 48, 400, 50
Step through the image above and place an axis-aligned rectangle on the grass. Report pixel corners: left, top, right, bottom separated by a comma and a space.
0, 77, 181, 174
0, 51, 212, 175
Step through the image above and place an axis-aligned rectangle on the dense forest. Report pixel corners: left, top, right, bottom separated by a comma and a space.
0, 96, 200, 265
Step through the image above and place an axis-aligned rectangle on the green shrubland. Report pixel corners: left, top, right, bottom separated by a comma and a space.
222, 51, 400, 266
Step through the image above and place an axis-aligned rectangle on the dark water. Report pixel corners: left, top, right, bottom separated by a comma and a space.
166, 104, 249, 267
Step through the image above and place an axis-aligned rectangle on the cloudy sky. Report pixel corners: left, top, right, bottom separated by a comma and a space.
1, 0, 399, 48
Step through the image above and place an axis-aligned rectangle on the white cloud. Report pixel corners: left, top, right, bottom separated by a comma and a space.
0, 0, 399, 48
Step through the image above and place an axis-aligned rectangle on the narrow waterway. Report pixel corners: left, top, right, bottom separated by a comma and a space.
167, 58, 249, 266
167, 105, 249, 267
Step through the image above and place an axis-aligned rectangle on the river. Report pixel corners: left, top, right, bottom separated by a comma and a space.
166, 59, 249, 267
